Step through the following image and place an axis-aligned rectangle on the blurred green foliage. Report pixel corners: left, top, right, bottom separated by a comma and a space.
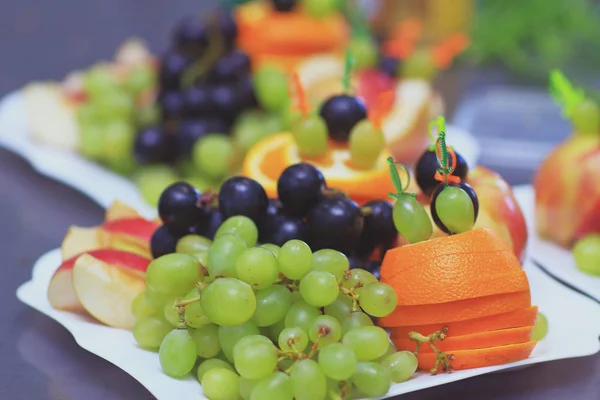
467, 0, 600, 79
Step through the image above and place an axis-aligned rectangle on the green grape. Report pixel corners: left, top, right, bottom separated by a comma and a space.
253, 67, 289, 112
341, 312, 373, 334
233, 339, 278, 379
146, 253, 200, 296
266, 318, 286, 342
145, 284, 171, 308
158, 329, 197, 377
77, 103, 101, 126
260, 244, 280, 258
573, 234, 600, 276
207, 234, 248, 278
79, 122, 105, 160
83, 64, 120, 96
351, 362, 391, 398
380, 351, 418, 383
280, 102, 303, 131
290, 290, 303, 303
218, 321, 260, 361
176, 234, 212, 254
278, 327, 309, 352
216, 216, 259, 247
232, 335, 274, 361
134, 104, 160, 129
392, 196, 433, 243
341, 268, 377, 290
358, 282, 398, 317
349, 120, 386, 169
103, 119, 134, 160
132, 290, 156, 320
202, 368, 241, 400
250, 372, 293, 400
201, 278, 256, 326
193, 134, 235, 179
124, 64, 156, 96
572, 99, 600, 134
278, 240, 313, 280
309, 315, 342, 347
300, 0, 338, 18
197, 358, 235, 382
311, 249, 349, 279
375, 342, 397, 363
325, 378, 349, 400
324, 294, 353, 322
134, 166, 178, 207
233, 111, 281, 154
299, 270, 339, 307
284, 300, 322, 333
239, 377, 259, 400
163, 299, 183, 327
401, 49, 438, 81
184, 174, 219, 193
183, 288, 210, 328
132, 317, 172, 350
252, 285, 293, 326
318, 343, 357, 380
95, 90, 135, 120
435, 186, 475, 234
343, 326, 390, 361
236, 248, 279, 290
292, 116, 328, 158
104, 151, 136, 175
348, 35, 379, 70
194, 251, 208, 266
290, 359, 327, 400
532, 312, 549, 341
191, 324, 221, 358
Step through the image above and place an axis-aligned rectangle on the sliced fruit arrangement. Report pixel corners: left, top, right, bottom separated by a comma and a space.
48, 201, 157, 328
535, 70, 600, 276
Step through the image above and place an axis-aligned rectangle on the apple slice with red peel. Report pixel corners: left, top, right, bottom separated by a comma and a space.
72, 253, 147, 329
103, 218, 159, 242
104, 200, 141, 221
48, 249, 150, 311
61, 226, 102, 260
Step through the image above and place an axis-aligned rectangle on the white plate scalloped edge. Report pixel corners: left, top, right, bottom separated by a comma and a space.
0, 90, 480, 222
513, 185, 600, 302
16, 248, 600, 400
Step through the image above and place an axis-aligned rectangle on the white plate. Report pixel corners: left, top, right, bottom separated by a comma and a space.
0, 90, 480, 220
16, 248, 600, 400
514, 185, 600, 302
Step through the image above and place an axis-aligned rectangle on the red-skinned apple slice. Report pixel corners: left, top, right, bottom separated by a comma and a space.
61, 226, 103, 260
104, 200, 141, 221
102, 218, 159, 242
48, 249, 149, 311
72, 253, 147, 329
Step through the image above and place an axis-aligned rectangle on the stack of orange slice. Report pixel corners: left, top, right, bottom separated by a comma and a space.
379, 228, 538, 372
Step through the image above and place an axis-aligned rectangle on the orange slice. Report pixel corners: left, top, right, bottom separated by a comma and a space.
417, 341, 537, 372
389, 306, 538, 337
378, 290, 531, 327
392, 326, 534, 353
242, 132, 406, 205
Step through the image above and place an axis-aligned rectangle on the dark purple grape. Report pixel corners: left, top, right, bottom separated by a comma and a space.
196, 206, 224, 240
415, 149, 469, 196
219, 176, 269, 225
159, 51, 191, 91
365, 261, 381, 280
172, 16, 209, 58
307, 197, 364, 254
158, 182, 204, 230
348, 256, 365, 270
319, 94, 367, 142
177, 119, 226, 157
430, 182, 479, 234
212, 83, 241, 119
379, 55, 400, 78
133, 127, 177, 165
355, 200, 397, 259
150, 225, 186, 258
272, 0, 296, 12
182, 85, 215, 118
259, 199, 308, 245
209, 50, 251, 83
277, 163, 326, 217
215, 10, 238, 49
238, 75, 258, 109
159, 91, 185, 120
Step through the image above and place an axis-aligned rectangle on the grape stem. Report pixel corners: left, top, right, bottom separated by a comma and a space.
549, 69, 585, 118
180, 20, 224, 88
408, 327, 454, 375
307, 331, 325, 360
340, 269, 363, 312
387, 157, 416, 201
342, 48, 353, 93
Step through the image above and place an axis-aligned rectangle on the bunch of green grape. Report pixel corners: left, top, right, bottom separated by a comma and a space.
77, 63, 158, 174
132, 216, 418, 400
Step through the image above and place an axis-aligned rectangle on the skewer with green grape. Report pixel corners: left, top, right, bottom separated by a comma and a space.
348, 91, 390, 169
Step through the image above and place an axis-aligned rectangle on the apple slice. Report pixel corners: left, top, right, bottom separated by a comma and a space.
103, 217, 159, 242
61, 226, 102, 260
48, 249, 149, 311
104, 200, 141, 221
72, 253, 146, 329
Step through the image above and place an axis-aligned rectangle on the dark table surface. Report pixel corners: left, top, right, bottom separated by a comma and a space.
1, 1, 599, 399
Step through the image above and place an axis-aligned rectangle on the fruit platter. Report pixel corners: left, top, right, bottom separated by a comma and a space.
511, 71, 600, 301
0, 0, 477, 215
